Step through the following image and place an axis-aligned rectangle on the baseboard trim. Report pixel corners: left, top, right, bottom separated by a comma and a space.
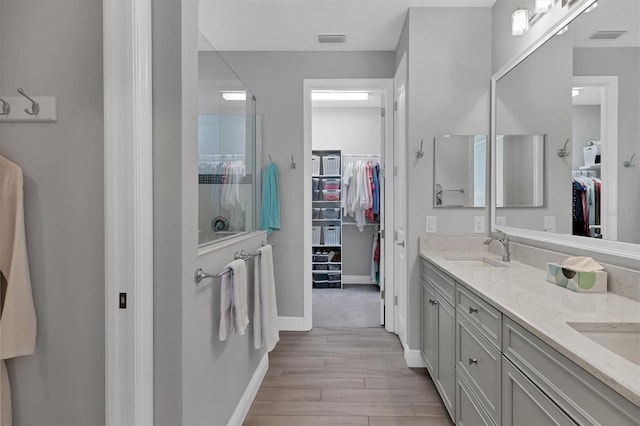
227, 352, 268, 426
277, 316, 309, 331
342, 275, 377, 285
404, 346, 427, 368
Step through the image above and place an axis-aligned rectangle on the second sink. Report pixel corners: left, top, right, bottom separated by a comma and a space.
443, 256, 507, 268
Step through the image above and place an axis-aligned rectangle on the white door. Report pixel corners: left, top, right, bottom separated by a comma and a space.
378, 93, 386, 326
393, 54, 407, 346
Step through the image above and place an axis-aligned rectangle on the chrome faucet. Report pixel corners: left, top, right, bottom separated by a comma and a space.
484, 231, 510, 262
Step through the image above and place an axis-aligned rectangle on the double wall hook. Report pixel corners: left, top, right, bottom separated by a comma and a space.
17, 88, 39, 115
0, 98, 9, 116
624, 153, 636, 168
290, 154, 296, 169
557, 138, 571, 158
416, 139, 425, 159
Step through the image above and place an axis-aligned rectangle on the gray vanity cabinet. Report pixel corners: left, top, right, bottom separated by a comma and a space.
502, 357, 575, 426
421, 261, 456, 420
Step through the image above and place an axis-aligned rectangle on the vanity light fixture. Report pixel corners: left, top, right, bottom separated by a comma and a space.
222, 92, 246, 101
572, 88, 580, 97
512, 9, 532, 36
311, 91, 369, 101
534, 0, 554, 13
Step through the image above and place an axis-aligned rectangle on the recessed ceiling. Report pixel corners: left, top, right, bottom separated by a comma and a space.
572, 86, 602, 105
199, 0, 496, 52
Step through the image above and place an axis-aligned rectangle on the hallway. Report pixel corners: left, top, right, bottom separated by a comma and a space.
245, 328, 453, 425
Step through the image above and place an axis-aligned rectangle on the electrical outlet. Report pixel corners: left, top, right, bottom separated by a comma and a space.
496, 216, 507, 226
544, 216, 556, 232
425, 216, 437, 233
474, 216, 485, 233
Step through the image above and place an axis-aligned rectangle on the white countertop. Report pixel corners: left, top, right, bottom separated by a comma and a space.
419, 247, 640, 408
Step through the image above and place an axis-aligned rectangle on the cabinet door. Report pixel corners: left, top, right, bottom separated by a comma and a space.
421, 282, 438, 376
502, 357, 575, 426
436, 293, 455, 418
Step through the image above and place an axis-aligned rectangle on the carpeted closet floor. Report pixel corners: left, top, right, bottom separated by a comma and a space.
312, 284, 381, 328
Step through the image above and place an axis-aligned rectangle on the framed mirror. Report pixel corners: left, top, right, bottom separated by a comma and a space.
433, 134, 487, 208
491, 0, 640, 260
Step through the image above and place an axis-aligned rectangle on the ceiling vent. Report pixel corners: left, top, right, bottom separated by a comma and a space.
318, 34, 346, 44
590, 30, 627, 40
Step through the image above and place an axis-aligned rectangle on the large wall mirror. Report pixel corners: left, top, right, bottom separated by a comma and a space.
492, 0, 639, 258
434, 134, 487, 208
198, 33, 258, 247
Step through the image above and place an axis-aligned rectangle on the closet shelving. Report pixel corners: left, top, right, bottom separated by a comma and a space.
312, 150, 342, 289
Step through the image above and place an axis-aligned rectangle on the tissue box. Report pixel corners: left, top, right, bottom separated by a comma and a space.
546, 263, 607, 293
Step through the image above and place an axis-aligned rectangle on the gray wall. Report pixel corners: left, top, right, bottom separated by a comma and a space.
572, 105, 601, 170
218, 51, 396, 317
574, 47, 640, 244
0, 1, 105, 425
153, 2, 267, 425
397, 7, 492, 349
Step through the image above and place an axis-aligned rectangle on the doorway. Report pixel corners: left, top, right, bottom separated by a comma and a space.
303, 79, 394, 331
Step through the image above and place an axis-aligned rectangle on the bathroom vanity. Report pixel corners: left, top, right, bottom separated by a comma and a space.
420, 246, 640, 425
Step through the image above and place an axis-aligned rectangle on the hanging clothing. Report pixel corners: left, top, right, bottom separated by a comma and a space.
572, 176, 601, 238
0, 156, 37, 426
342, 159, 381, 232
260, 163, 281, 235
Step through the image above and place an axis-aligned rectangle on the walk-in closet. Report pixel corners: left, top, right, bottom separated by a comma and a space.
310, 88, 386, 328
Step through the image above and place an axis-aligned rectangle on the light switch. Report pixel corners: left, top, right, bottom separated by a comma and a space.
544, 216, 556, 232
425, 216, 437, 233
496, 216, 507, 226
474, 216, 485, 233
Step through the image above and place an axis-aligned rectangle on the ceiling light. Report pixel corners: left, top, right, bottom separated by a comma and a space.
534, 0, 554, 13
512, 9, 531, 36
585, 1, 598, 13
572, 89, 580, 97
312, 92, 369, 101
557, 26, 569, 35
222, 92, 246, 101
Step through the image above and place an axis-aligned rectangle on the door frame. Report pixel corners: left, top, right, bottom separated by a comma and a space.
302, 78, 395, 332
572, 76, 618, 240
104, 0, 154, 424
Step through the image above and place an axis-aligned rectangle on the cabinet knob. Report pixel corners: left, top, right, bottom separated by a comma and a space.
469, 307, 478, 315
468, 358, 478, 365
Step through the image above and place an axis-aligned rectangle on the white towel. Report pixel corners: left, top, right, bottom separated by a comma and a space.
219, 259, 249, 341
253, 245, 280, 351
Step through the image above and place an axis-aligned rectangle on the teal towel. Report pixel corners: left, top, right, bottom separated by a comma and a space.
261, 163, 281, 234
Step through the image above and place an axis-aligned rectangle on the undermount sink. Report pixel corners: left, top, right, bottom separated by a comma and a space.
568, 322, 640, 366
443, 256, 507, 268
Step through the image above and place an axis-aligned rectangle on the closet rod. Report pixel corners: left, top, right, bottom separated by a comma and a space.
342, 153, 381, 158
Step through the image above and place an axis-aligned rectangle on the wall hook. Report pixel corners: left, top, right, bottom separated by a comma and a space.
416, 139, 425, 159
557, 138, 570, 158
290, 154, 296, 169
17, 88, 39, 115
0, 98, 9, 116
624, 153, 636, 168
269, 154, 273, 163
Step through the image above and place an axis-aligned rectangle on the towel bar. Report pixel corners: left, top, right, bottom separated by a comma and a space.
194, 244, 273, 284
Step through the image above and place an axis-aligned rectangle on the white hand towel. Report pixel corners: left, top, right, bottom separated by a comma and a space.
253, 245, 280, 351
219, 259, 249, 341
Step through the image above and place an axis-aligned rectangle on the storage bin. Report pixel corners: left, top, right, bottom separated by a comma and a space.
327, 281, 341, 288
328, 250, 341, 262
322, 208, 340, 219
312, 155, 321, 175
311, 226, 322, 245
322, 155, 341, 175
313, 253, 329, 262
312, 178, 320, 191
313, 272, 329, 281
322, 190, 341, 201
313, 263, 329, 271
312, 208, 322, 219
323, 179, 340, 190
313, 190, 321, 201
583, 142, 601, 166
323, 226, 341, 245
328, 272, 341, 281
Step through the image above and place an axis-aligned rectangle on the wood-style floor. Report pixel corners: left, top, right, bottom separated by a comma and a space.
245, 328, 454, 426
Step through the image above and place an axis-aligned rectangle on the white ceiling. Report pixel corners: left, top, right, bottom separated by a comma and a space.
199, 0, 496, 52
571, 0, 640, 48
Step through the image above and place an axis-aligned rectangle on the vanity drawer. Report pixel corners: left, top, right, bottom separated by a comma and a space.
457, 312, 501, 424
456, 369, 495, 426
421, 260, 455, 305
457, 284, 502, 349
503, 317, 640, 425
